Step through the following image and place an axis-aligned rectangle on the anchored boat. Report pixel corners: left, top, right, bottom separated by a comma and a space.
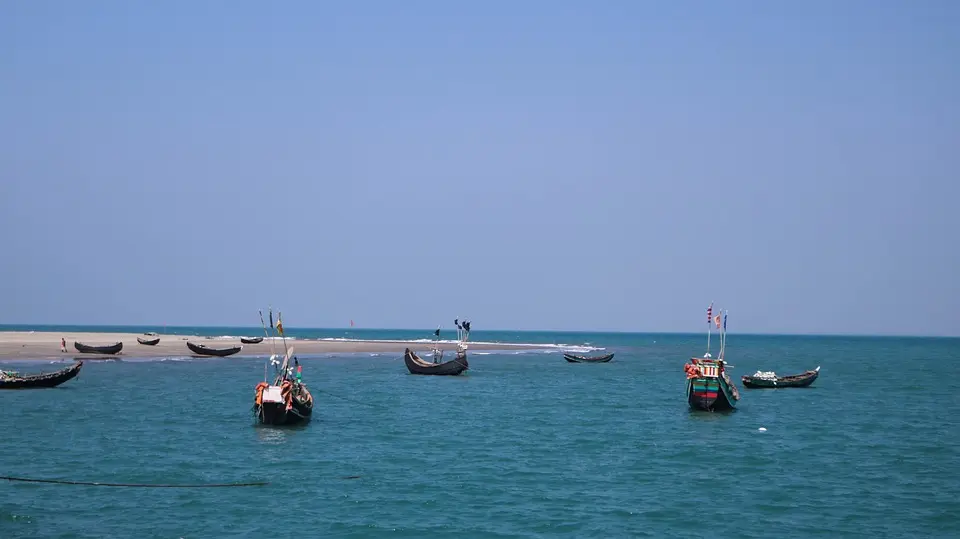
742, 366, 820, 388
1, 361, 83, 389
685, 304, 740, 411
404, 319, 471, 376
252, 309, 314, 426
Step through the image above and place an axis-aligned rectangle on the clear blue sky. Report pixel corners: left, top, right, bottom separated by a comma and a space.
1, 1, 957, 335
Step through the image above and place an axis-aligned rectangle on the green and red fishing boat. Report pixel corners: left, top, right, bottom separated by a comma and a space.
684, 304, 740, 411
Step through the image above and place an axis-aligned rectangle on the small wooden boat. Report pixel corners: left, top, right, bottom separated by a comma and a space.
74, 341, 123, 355
252, 309, 313, 426
240, 336, 264, 344
685, 358, 740, 411
742, 366, 820, 388
404, 348, 468, 376
1, 361, 83, 389
137, 336, 160, 346
186, 342, 242, 357
563, 352, 614, 363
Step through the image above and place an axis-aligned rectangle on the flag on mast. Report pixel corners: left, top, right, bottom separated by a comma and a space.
714, 314, 722, 328
269, 307, 274, 329
707, 303, 713, 325
276, 312, 284, 336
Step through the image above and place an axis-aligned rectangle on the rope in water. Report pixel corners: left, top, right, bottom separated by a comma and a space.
0, 475, 269, 488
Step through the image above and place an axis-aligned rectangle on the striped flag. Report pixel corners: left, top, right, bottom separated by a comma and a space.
706, 303, 713, 325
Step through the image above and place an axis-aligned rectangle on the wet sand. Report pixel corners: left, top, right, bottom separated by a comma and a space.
0, 331, 550, 361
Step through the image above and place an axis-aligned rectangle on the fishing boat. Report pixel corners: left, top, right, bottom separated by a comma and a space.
404, 348, 469, 375
684, 304, 740, 411
404, 319, 471, 376
1, 361, 83, 389
74, 341, 123, 355
186, 342, 242, 357
137, 336, 160, 346
252, 309, 314, 426
563, 352, 614, 363
742, 366, 820, 388
240, 336, 264, 344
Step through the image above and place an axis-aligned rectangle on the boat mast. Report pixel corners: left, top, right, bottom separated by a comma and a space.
705, 302, 713, 358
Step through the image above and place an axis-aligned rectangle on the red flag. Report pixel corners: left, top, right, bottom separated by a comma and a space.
706, 303, 713, 324
714, 314, 721, 328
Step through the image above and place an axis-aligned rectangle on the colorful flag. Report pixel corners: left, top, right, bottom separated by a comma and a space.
714, 314, 721, 328
706, 303, 713, 324
276, 312, 284, 336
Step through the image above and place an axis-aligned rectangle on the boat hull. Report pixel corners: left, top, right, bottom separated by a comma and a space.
74, 341, 123, 355
254, 383, 313, 426
742, 368, 820, 388
563, 353, 614, 363
137, 337, 160, 346
686, 375, 739, 411
1, 361, 83, 389
404, 348, 468, 375
186, 342, 242, 357
240, 337, 264, 344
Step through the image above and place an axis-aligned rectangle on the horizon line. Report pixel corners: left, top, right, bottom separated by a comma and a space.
0, 323, 956, 340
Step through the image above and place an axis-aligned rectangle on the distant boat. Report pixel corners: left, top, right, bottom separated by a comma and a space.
74, 341, 123, 355
137, 336, 160, 346
1, 361, 83, 389
684, 305, 739, 411
186, 342, 242, 357
404, 348, 468, 376
240, 336, 264, 344
563, 352, 614, 363
742, 366, 820, 389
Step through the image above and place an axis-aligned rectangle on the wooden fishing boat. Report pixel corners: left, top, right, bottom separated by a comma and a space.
684, 304, 739, 411
563, 352, 614, 363
137, 336, 160, 346
186, 341, 242, 357
1, 361, 83, 389
252, 309, 313, 426
742, 366, 820, 388
74, 341, 123, 355
240, 336, 263, 344
404, 348, 469, 376
685, 358, 740, 411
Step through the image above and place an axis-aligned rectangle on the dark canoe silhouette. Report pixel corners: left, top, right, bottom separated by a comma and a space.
1, 361, 83, 389
742, 366, 820, 389
186, 342, 242, 357
240, 336, 264, 344
254, 381, 313, 426
137, 336, 160, 346
404, 348, 468, 376
74, 341, 123, 355
685, 358, 740, 412
563, 352, 615, 363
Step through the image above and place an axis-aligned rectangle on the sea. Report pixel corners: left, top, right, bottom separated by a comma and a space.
1, 325, 958, 538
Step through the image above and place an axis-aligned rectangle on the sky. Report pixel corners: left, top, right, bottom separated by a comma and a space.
1, 1, 958, 335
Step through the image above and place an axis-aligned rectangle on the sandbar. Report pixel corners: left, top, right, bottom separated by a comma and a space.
0, 331, 552, 361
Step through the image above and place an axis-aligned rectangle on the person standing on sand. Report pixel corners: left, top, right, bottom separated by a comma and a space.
61, 337, 67, 353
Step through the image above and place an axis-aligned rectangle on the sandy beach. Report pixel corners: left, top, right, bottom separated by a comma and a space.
0, 331, 549, 361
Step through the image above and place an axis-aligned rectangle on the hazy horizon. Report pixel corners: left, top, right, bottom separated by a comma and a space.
2, 2, 957, 336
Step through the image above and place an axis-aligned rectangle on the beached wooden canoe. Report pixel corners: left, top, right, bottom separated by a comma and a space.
404, 348, 468, 376
240, 336, 264, 344
563, 352, 614, 363
74, 341, 123, 355
186, 342, 242, 357
742, 366, 820, 388
137, 336, 160, 346
0, 361, 83, 389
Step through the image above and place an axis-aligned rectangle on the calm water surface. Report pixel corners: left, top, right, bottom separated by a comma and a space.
2, 332, 959, 538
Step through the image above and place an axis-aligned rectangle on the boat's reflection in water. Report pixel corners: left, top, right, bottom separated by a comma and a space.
253, 423, 309, 444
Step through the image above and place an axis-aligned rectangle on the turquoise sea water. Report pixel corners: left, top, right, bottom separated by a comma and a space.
2, 328, 959, 538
